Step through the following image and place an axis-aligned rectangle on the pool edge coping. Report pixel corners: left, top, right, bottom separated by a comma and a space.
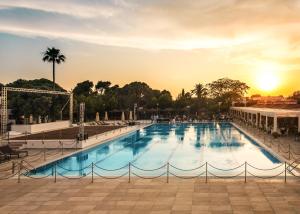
30, 123, 153, 170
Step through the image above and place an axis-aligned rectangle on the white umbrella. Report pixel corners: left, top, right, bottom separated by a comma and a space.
129, 111, 133, 121
29, 114, 33, 124
104, 111, 108, 121
95, 112, 100, 122
121, 111, 125, 121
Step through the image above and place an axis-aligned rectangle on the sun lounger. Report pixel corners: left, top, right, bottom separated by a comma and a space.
0, 145, 28, 158
0, 151, 10, 163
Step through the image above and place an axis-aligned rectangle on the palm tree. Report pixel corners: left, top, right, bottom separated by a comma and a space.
42, 47, 66, 90
191, 83, 208, 100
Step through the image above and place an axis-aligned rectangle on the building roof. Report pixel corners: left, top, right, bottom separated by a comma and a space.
231, 106, 300, 117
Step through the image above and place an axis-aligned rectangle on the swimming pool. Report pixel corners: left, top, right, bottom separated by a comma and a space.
31, 123, 284, 178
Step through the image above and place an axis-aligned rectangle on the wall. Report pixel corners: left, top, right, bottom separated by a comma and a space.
11, 121, 70, 134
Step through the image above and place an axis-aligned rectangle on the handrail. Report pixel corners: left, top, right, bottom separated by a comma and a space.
131, 164, 166, 171
93, 163, 129, 171
57, 171, 92, 179
93, 171, 128, 179
169, 171, 206, 179
4, 159, 300, 183
169, 163, 205, 171
208, 170, 245, 179
247, 163, 284, 171
207, 163, 245, 171
56, 163, 92, 172
131, 171, 166, 179
247, 170, 285, 179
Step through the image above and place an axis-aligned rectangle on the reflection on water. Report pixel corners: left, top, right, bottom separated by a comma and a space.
124, 137, 152, 156
33, 123, 282, 176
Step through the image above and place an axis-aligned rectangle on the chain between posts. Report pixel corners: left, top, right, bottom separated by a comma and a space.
167, 162, 169, 183
285, 162, 287, 183
205, 162, 208, 183
4, 160, 300, 183
128, 162, 131, 183
92, 163, 94, 183
245, 162, 247, 183
54, 163, 57, 183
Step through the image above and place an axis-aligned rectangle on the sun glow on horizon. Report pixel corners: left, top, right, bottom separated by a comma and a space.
255, 63, 281, 92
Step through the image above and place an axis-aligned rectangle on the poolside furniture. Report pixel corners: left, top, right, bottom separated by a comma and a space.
0, 145, 28, 158
0, 151, 10, 163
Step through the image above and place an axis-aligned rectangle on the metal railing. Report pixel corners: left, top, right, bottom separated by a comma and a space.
2, 160, 300, 184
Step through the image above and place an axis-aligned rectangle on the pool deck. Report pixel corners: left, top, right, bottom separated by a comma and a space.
1, 178, 300, 214
1, 122, 300, 213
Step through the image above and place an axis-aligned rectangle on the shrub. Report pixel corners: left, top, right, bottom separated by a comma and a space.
272, 132, 280, 139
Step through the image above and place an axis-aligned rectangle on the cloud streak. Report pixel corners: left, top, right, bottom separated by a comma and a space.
0, 0, 300, 65
0, 0, 123, 18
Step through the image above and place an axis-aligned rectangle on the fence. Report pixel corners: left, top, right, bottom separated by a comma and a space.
1, 160, 300, 183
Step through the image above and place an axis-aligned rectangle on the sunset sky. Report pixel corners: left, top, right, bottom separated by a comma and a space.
0, 0, 300, 97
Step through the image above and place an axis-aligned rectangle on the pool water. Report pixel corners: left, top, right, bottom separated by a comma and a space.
32, 123, 283, 177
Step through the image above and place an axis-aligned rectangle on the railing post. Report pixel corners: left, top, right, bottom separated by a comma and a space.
288, 144, 291, 160
61, 141, 63, 155
167, 163, 169, 183
54, 163, 57, 183
92, 163, 94, 183
43, 141, 46, 161
244, 162, 247, 183
205, 162, 208, 183
18, 160, 22, 183
285, 162, 287, 183
128, 162, 131, 183
12, 161, 15, 174
25, 132, 28, 145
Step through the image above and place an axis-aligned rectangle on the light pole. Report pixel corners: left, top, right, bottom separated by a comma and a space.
218, 102, 222, 114
133, 103, 137, 121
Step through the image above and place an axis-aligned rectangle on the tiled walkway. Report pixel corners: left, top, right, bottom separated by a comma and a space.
0, 178, 300, 214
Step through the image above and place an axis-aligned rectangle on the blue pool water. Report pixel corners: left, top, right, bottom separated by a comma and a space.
32, 123, 283, 177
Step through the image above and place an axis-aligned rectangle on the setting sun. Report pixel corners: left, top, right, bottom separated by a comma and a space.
256, 63, 281, 92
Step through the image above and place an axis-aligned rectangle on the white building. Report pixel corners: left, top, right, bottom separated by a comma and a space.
230, 107, 300, 133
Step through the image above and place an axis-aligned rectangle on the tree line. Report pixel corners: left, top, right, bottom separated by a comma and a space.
1, 78, 249, 122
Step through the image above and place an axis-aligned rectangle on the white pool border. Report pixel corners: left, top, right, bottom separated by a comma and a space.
32, 123, 153, 169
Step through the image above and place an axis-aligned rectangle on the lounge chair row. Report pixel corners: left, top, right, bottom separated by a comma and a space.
0, 145, 28, 163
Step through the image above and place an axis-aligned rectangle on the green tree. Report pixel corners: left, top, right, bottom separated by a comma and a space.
158, 90, 173, 109
95, 81, 111, 95
191, 83, 208, 100
120, 82, 152, 109
73, 80, 94, 97
42, 47, 66, 90
174, 89, 192, 109
292, 91, 300, 104
208, 78, 249, 111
